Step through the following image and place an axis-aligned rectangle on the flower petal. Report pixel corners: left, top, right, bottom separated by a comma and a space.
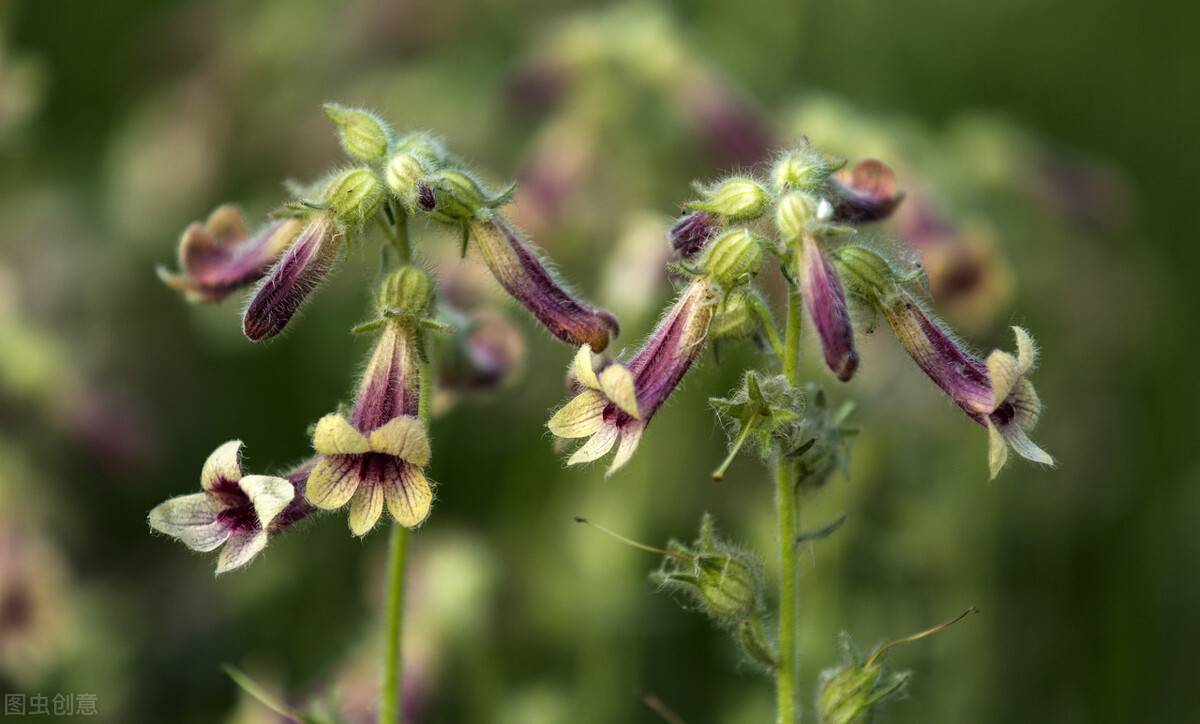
599, 363, 640, 419
547, 390, 607, 438
567, 424, 620, 465
148, 493, 229, 552
800, 235, 858, 382
243, 213, 341, 341
1012, 326, 1036, 371
238, 474, 296, 529
305, 455, 362, 510
573, 344, 601, 390
606, 422, 644, 476
998, 420, 1054, 468
215, 529, 268, 574
987, 421, 1009, 480
385, 464, 433, 528
368, 416, 430, 466
348, 482, 385, 536
201, 440, 243, 492
312, 414, 371, 455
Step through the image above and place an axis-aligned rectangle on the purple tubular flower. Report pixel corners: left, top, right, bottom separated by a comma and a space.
834, 245, 1052, 477
548, 277, 719, 475
306, 319, 432, 535
242, 212, 342, 341
469, 214, 620, 352
439, 309, 526, 393
157, 205, 304, 303
147, 441, 316, 574
669, 211, 721, 258
828, 159, 905, 223
799, 234, 859, 382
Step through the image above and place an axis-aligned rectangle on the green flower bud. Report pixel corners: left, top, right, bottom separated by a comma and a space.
693, 551, 757, 619
378, 265, 434, 318
775, 191, 820, 240
772, 147, 831, 193
323, 103, 392, 162
699, 228, 764, 288
687, 177, 770, 221
394, 132, 448, 169
818, 609, 977, 724
830, 245, 902, 304
652, 513, 765, 627
385, 152, 425, 203
421, 169, 515, 224
710, 290, 757, 340
323, 167, 385, 225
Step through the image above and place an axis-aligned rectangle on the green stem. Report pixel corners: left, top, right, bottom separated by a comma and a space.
749, 294, 787, 361
379, 525, 409, 724
379, 206, 418, 724
775, 278, 804, 724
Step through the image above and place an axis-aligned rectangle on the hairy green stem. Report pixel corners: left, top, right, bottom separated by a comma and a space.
775, 280, 804, 724
379, 209, 418, 724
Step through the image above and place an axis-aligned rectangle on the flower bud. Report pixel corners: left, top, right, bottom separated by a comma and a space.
668, 210, 721, 258
420, 169, 514, 224
699, 228, 763, 288
651, 513, 765, 626
323, 167, 385, 225
686, 177, 769, 221
393, 132, 448, 169
323, 104, 391, 162
775, 191, 820, 240
772, 147, 830, 193
378, 265, 434, 318
709, 290, 757, 340
385, 152, 425, 202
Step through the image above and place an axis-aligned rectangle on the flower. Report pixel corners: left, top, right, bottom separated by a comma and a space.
157, 205, 304, 303
437, 309, 526, 394
305, 304, 433, 535
147, 441, 314, 574
668, 210, 721, 258
827, 159, 905, 223
834, 246, 1052, 477
548, 277, 719, 475
469, 214, 620, 351
242, 211, 341, 341
799, 233, 859, 381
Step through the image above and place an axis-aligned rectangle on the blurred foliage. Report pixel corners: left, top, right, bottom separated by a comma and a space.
0, 0, 1196, 722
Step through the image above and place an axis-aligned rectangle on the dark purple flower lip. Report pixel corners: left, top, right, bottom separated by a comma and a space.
243, 212, 341, 341
469, 214, 620, 352
158, 206, 304, 303
828, 159, 905, 223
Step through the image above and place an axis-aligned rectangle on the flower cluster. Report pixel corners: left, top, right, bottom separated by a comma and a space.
551, 141, 1049, 478
150, 105, 620, 570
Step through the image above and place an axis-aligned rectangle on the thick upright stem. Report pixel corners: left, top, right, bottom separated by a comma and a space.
379, 209, 418, 724
775, 281, 804, 724
380, 525, 409, 724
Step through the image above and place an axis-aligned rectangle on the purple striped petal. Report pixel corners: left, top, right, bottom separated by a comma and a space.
242, 213, 341, 341
669, 211, 721, 258
627, 278, 719, 419
800, 235, 859, 381
470, 214, 619, 351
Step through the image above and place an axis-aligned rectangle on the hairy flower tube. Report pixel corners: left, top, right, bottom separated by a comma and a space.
157, 205, 304, 303
468, 214, 619, 351
305, 268, 435, 535
548, 276, 721, 475
777, 192, 859, 382
147, 441, 315, 574
834, 246, 1053, 477
243, 168, 385, 341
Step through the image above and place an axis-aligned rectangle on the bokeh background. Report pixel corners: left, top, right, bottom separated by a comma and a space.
1, 1, 1196, 722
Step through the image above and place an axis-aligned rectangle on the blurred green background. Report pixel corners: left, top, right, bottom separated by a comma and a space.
1, 0, 1196, 722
